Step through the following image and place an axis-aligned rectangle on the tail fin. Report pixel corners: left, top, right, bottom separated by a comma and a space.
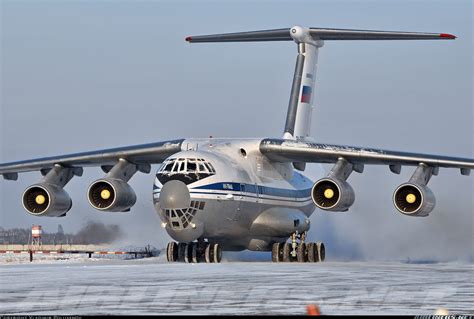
186, 26, 455, 140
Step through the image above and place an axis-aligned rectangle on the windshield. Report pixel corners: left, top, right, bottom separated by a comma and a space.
157, 158, 216, 185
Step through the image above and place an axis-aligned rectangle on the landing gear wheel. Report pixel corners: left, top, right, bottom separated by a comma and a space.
271, 243, 281, 262
213, 243, 222, 263
166, 242, 178, 262
282, 243, 291, 262
306, 243, 317, 262
205, 243, 213, 263
177, 243, 186, 262
317, 242, 325, 262
197, 242, 207, 263
184, 243, 193, 263
297, 243, 307, 263
191, 242, 199, 263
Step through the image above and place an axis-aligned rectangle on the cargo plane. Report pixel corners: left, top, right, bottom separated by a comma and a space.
1, 26, 472, 263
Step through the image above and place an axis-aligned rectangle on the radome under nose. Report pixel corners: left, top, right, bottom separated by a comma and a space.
159, 180, 190, 209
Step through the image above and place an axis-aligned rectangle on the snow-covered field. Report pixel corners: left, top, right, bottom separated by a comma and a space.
0, 255, 472, 315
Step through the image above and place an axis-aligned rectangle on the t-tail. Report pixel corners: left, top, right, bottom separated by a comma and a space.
186, 26, 455, 141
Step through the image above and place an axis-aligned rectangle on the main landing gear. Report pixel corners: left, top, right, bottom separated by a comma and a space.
166, 241, 222, 263
271, 231, 325, 263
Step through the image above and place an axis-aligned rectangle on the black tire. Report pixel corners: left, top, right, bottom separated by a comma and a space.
192, 242, 199, 263
213, 243, 222, 263
282, 243, 292, 262
166, 242, 178, 262
317, 242, 325, 262
205, 243, 213, 263
271, 243, 280, 262
307, 243, 317, 262
177, 243, 187, 262
297, 243, 307, 263
184, 243, 193, 263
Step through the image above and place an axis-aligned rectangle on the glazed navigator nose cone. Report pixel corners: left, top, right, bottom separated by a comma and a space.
159, 180, 190, 209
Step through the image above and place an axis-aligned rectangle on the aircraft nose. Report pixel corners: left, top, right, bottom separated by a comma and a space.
159, 180, 190, 209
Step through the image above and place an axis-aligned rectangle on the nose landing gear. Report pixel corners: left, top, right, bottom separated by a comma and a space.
271, 232, 325, 263
166, 241, 222, 263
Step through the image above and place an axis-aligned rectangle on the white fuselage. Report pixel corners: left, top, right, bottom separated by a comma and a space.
152, 138, 324, 251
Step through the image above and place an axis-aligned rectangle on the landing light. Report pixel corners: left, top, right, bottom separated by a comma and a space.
161, 222, 167, 228
35, 195, 46, 205
190, 223, 196, 229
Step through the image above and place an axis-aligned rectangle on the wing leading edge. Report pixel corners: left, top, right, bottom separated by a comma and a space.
0, 139, 184, 180
260, 138, 474, 176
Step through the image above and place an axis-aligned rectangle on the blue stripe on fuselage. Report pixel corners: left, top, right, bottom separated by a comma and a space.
193, 182, 311, 198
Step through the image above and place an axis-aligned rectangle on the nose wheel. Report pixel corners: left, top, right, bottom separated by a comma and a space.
166, 241, 222, 263
271, 232, 325, 263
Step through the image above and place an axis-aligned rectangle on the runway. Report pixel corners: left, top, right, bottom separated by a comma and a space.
1, 257, 472, 315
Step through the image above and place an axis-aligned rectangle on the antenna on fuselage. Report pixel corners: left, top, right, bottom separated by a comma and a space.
186, 26, 455, 141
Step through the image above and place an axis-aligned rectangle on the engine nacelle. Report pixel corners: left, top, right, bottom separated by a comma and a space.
88, 178, 136, 212
393, 183, 436, 217
22, 183, 72, 217
311, 178, 355, 212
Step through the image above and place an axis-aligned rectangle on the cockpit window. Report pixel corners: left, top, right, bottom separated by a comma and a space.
187, 160, 197, 172
163, 160, 175, 172
157, 158, 216, 185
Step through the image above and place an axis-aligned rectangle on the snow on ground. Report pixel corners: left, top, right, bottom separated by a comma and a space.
0, 254, 119, 265
0, 255, 472, 315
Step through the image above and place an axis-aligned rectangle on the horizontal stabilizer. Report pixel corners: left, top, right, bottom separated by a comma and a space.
186, 27, 456, 43
308, 28, 456, 40
186, 28, 292, 42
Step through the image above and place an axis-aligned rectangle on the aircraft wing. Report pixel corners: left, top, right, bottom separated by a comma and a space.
260, 138, 474, 175
0, 139, 184, 180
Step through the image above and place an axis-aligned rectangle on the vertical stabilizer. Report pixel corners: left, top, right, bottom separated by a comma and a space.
185, 26, 455, 142
283, 26, 323, 140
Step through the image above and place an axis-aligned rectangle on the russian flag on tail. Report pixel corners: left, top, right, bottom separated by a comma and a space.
301, 85, 312, 103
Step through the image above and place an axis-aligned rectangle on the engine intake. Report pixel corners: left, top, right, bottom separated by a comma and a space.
88, 178, 136, 212
311, 178, 355, 212
393, 183, 436, 217
22, 184, 72, 217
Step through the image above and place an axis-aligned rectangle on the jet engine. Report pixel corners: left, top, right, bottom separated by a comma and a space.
23, 183, 72, 217
311, 177, 355, 212
87, 159, 148, 212
311, 158, 361, 212
393, 163, 437, 217
88, 178, 136, 212
393, 183, 436, 217
21, 165, 80, 217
